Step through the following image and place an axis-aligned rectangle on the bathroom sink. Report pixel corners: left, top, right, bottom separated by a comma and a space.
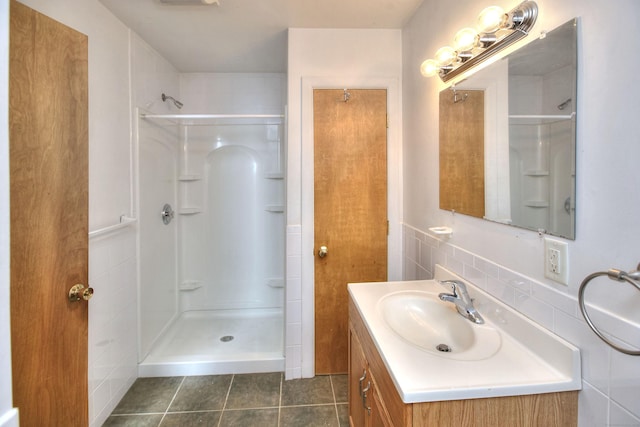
377, 290, 502, 361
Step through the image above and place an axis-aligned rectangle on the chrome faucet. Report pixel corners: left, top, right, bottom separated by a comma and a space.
438, 279, 485, 324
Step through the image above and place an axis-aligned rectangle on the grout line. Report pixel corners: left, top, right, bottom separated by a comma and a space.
330, 375, 340, 426
108, 413, 165, 417
217, 374, 234, 427
157, 376, 186, 427
277, 372, 283, 427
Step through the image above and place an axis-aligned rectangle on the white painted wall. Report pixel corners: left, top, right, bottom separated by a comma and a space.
403, 0, 640, 425
286, 28, 403, 378
180, 73, 286, 115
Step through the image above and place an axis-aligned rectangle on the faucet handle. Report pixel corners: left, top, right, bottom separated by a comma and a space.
438, 279, 460, 296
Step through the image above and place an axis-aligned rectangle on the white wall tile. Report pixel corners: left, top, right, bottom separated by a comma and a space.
554, 309, 611, 393
610, 400, 640, 426
286, 300, 302, 324
286, 276, 302, 302
513, 291, 554, 331
578, 382, 609, 427
462, 264, 487, 290
610, 350, 640, 418
403, 224, 640, 425
286, 323, 302, 346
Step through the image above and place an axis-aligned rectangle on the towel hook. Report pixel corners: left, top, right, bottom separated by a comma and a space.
451, 87, 468, 103
342, 88, 351, 103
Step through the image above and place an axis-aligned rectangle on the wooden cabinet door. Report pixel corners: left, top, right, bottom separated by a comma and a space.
371, 386, 393, 427
9, 1, 89, 425
314, 89, 388, 374
349, 328, 368, 427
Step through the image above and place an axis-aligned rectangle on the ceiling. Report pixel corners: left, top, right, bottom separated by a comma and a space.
99, 0, 424, 73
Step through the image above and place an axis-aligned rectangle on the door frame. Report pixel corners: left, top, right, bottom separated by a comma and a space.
300, 77, 402, 377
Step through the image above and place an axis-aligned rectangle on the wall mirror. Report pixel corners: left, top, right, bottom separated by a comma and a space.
439, 18, 577, 239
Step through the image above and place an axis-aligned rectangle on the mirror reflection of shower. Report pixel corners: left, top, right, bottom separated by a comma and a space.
161, 93, 183, 109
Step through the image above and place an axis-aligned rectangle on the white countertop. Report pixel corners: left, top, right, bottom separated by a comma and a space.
348, 265, 582, 403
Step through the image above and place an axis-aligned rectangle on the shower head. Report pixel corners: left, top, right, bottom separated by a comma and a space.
161, 93, 183, 109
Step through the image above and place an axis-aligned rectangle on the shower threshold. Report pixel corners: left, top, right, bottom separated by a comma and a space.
138, 308, 284, 377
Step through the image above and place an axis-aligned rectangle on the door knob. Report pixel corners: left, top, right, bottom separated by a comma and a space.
318, 245, 328, 258
69, 284, 94, 302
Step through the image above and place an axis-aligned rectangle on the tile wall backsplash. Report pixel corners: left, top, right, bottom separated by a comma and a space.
285, 225, 303, 380
88, 228, 138, 427
403, 223, 640, 426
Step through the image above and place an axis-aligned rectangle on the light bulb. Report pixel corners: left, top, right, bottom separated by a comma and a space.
420, 59, 439, 77
477, 5, 506, 33
435, 46, 456, 66
454, 27, 478, 52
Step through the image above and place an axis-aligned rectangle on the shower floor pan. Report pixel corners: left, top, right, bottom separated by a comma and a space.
139, 308, 284, 377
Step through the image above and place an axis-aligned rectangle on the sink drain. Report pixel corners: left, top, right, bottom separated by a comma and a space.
436, 343, 451, 352
220, 335, 234, 342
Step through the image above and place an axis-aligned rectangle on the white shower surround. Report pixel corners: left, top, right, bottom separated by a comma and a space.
137, 115, 286, 376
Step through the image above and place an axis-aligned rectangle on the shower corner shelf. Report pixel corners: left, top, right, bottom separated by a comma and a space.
178, 174, 202, 181
179, 207, 203, 215
264, 172, 284, 180
265, 205, 284, 213
524, 170, 549, 177
266, 278, 284, 288
180, 281, 202, 291
509, 113, 575, 125
524, 200, 550, 208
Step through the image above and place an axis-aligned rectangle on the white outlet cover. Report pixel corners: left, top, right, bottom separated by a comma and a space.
544, 238, 569, 285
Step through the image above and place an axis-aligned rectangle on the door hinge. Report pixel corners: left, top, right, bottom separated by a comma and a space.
386, 114, 389, 129
387, 220, 389, 236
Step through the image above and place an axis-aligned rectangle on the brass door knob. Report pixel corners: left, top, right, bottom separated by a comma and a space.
69, 284, 94, 302
318, 245, 328, 258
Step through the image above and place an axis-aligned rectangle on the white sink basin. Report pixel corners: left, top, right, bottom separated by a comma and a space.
349, 266, 582, 403
378, 290, 502, 361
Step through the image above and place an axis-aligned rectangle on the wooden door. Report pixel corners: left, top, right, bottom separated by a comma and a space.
314, 89, 387, 374
9, 1, 89, 426
439, 89, 485, 218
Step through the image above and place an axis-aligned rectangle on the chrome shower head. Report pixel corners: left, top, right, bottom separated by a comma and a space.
161, 93, 183, 109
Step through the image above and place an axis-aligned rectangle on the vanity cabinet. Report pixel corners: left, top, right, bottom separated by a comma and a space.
348, 298, 578, 427
349, 327, 394, 427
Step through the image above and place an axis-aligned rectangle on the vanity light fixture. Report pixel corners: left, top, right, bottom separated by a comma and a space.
421, 1, 538, 82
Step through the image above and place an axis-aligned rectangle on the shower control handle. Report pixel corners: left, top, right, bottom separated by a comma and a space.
161, 203, 175, 225
318, 245, 328, 258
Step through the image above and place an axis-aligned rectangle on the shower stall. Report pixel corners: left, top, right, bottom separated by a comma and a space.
136, 110, 285, 377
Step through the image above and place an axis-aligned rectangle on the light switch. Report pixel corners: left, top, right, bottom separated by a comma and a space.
544, 238, 569, 285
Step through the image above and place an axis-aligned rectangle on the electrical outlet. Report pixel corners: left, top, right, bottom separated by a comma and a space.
544, 238, 569, 285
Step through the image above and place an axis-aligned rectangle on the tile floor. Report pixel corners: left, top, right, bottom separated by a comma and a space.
104, 372, 348, 427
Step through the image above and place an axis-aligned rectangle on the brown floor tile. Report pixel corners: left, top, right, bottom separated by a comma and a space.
336, 403, 349, 426
102, 414, 164, 426
112, 377, 183, 414
330, 375, 348, 403
218, 408, 279, 426
279, 405, 339, 427
160, 411, 221, 426
169, 375, 232, 411
281, 376, 334, 406
225, 372, 282, 409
